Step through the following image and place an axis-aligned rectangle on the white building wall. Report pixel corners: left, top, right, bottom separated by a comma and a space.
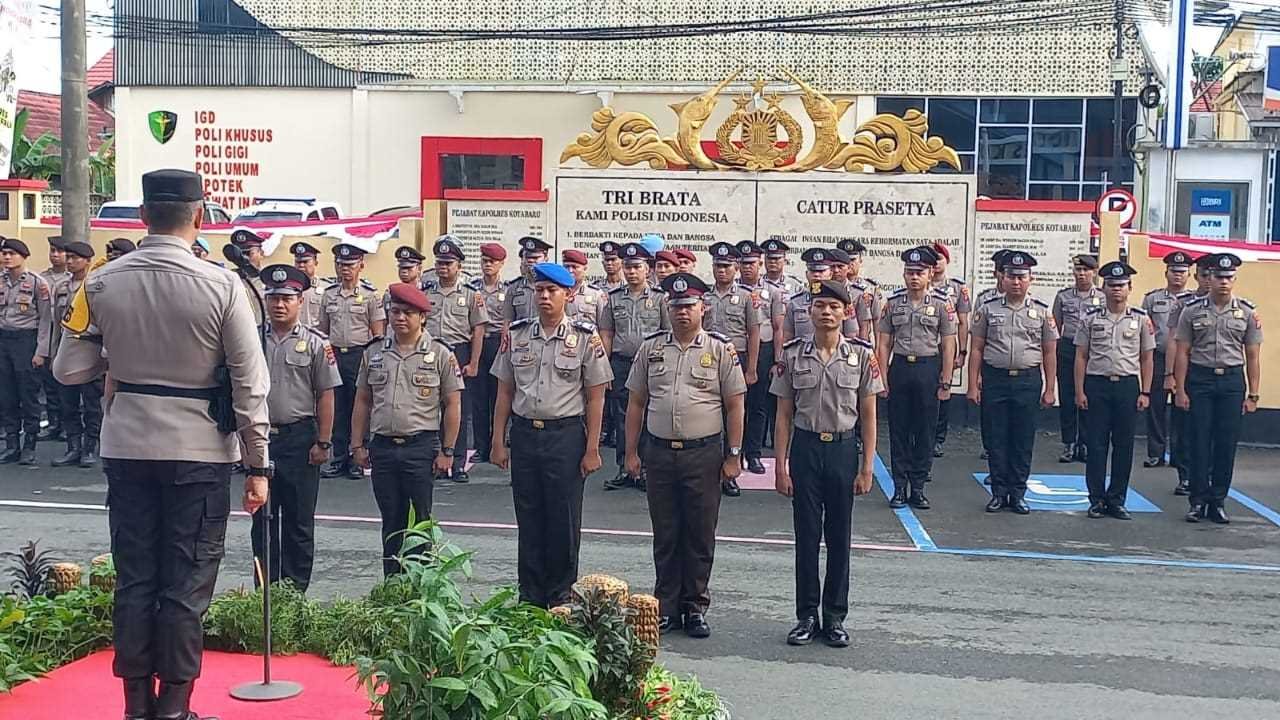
1144, 145, 1271, 242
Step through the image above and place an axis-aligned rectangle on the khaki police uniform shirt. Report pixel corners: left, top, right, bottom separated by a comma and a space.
770, 337, 884, 432
319, 283, 383, 349
424, 279, 489, 347
702, 283, 759, 351
594, 277, 625, 293
49, 275, 83, 359
1141, 287, 1181, 351
266, 323, 343, 425
567, 283, 608, 328
625, 330, 747, 440
933, 277, 971, 314
1052, 286, 1105, 344
1166, 290, 1205, 335
41, 268, 70, 294
52, 234, 270, 467
976, 287, 1002, 306
740, 280, 783, 343
491, 316, 613, 420
877, 288, 958, 357
783, 291, 861, 342
1074, 306, 1156, 377
848, 277, 886, 322
971, 295, 1059, 370
767, 273, 805, 298
300, 281, 326, 329
501, 276, 538, 325
471, 278, 506, 336
357, 332, 465, 436
1174, 296, 1264, 369
600, 285, 668, 358
0, 270, 53, 358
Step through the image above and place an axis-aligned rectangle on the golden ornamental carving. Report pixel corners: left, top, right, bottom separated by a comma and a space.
559, 70, 960, 174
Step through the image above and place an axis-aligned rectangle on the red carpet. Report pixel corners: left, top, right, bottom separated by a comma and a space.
0, 650, 374, 719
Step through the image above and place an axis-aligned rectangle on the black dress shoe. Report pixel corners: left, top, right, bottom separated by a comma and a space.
1143, 456, 1165, 468
1207, 505, 1230, 524
908, 492, 930, 510
1074, 444, 1088, 463
985, 496, 1005, 513
347, 463, 365, 479
746, 456, 767, 475
52, 438, 82, 467
470, 452, 489, 465
1174, 477, 1190, 496
889, 489, 907, 509
1009, 498, 1031, 514
932, 444, 944, 458
658, 615, 682, 634
722, 479, 741, 497
321, 459, 348, 478
79, 439, 98, 468
684, 613, 711, 638
1107, 504, 1133, 520
787, 616, 818, 646
822, 621, 850, 648
451, 470, 469, 483
603, 473, 629, 491
1185, 504, 1206, 523
1058, 444, 1075, 463
155, 680, 219, 720
1087, 502, 1106, 519
17, 440, 37, 465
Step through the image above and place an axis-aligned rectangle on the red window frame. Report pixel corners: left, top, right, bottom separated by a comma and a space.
420, 136, 545, 202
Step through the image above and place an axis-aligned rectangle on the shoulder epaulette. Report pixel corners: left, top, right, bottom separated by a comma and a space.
1143, 288, 1161, 296
982, 294, 1002, 305
509, 317, 534, 329
1055, 286, 1072, 295
1187, 296, 1208, 307
359, 279, 376, 292
1130, 307, 1147, 316
782, 337, 803, 348
864, 277, 879, 286
305, 326, 330, 341
608, 285, 627, 295
790, 291, 807, 301
572, 320, 597, 333
1032, 298, 1050, 308
1085, 306, 1104, 316
467, 277, 483, 290
707, 331, 731, 343
504, 277, 524, 288
849, 336, 873, 349
1240, 298, 1256, 310
949, 277, 964, 286
644, 329, 666, 340
1176, 290, 1196, 300
888, 288, 906, 298
432, 337, 451, 349
931, 287, 949, 298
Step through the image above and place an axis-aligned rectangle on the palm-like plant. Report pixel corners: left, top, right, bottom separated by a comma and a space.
89, 135, 115, 196
2, 540, 59, 601
8, 108, 62, 181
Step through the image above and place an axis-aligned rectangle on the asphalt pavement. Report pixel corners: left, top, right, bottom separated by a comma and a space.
2, 426, 1279, 719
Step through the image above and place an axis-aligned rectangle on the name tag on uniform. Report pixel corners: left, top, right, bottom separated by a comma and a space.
700, 352, 714, 367
294, 340, 308, 352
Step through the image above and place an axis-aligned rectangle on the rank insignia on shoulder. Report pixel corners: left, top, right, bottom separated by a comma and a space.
644, 329, 666, 340
510, 318, 534, 329
707, 331, 730, 343
572, 320, 597, 333
782, 337, 803, 348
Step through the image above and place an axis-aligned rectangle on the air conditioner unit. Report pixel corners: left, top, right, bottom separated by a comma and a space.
1190, 113, 1216, 140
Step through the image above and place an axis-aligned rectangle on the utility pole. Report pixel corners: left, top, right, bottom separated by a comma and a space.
1111, 0, 1126, 193
61, 0, 89, 245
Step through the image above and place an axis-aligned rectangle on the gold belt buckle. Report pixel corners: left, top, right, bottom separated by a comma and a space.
819, 432, 834, 442
338, 347, 349, 353
392, 437, 406, 445
269, 427, 280, 436
532, 419, 545, 429
906, 355, 917, 363
1110, 375, 1121, 382
670, 440, 684, 449
1214, 368, 1225, 376
1008, 369, 1020, 377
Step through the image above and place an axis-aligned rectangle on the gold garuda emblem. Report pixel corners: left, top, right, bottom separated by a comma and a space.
560, 68, 960, 174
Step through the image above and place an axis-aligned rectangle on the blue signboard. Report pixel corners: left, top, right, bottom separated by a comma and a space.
973, 474, 1161, 513
1191, 188, 1232, 214
1266, 46, 1280, 112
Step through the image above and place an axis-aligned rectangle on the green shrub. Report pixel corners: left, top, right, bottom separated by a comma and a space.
203, 580, 312, 655
0, 586, 114, 691
638, 665, 730, 720
558, 585, 653, 716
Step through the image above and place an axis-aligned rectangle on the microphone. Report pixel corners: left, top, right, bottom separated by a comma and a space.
222, 243, 260, 279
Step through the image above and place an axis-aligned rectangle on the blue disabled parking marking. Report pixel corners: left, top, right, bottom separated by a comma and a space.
971, 474, 1161, 512
870, 452, 937, 551
1228, 488, 1280, 528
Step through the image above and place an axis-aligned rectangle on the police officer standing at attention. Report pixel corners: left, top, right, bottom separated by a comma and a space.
0, 237, 53, 465
470, 243, 508, 464
599, 243, 667, 491
1164, 258, 1212, 495
501, 236, 552, 337
974, 250, 1009, 463
837, 239, 884, 338
393, 245, 426, 288
625, 272, 746, 637
1140, 251, 1190, 469
876, 246, 956, 510
929, 242, 970, 458
352, 283, 464, 575
596, 241, 625, 293
38, 236, 69, 443
1052, 255, 1103, 463
49, 241, 103, 468
54, 169, 270, 720
105, 237, 136, 261
257, 264, 342, 589
230, 229, 269, 324
1074, 261, 1155, 520
762, 239, 805, 297
563, 249, 608, 327
320, 242, 385, 479
781, 248, 863, 345
424, 236, 489, 481
703, 242, 760, 493
1174, 253, 1263, 525
491, 263, 611, 607
736, 240, 783, 476
290, 240, 327, 329
772, 280, 882, 648
968, 251, 1058, 514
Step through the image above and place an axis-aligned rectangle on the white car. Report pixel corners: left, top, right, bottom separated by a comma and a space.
98, 200, 232, 224
232, 197, 343, 224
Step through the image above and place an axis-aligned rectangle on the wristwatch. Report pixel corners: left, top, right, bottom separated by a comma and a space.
1139, 391, 1151, 398
248, 466, 274, 479
728, 446, 742, 457
441, 446, 455, 457
316, 440, 332, 450
1248, 394, 1260, 402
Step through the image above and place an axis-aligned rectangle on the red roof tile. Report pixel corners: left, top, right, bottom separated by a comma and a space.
86, 50, 114, 94
1191, 81, 1222, 113
16, 90, 114, 152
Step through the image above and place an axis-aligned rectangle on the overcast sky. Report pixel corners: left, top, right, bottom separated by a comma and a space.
13, 0, 1265, 95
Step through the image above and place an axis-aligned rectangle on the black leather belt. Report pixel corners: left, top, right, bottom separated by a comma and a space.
372, 431, 433, 446
795, 428, 856, 443
116, 382, 218, 400
1191, 364, 1242, 377
513, 415, 583, 430
982, 364, 1040, 377
269, 418, 313, 435
650, 434, 719, 450
894, 353, 938, 364
1087, 374, 1136, 383
0, 328, 37, 339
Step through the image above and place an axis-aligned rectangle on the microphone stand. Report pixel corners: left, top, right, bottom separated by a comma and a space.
228, 259, 303, 702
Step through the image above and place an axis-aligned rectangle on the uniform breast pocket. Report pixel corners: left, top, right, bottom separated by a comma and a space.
987, 314, 1007, 327
835, 367, 862, 390
554, 352, 583, 382
367, 370, 390, 386
689, 364, 717, 391
791, 370, 819, 393
1226, 319, 1248, 338
647, 363, 671, 396
512, 352, 539, 383
640, 308, 661, 329
325, 304, 340, 315
919, 314, 939, 330
411, 370, 441, 400
285, 350, 312, 371
891, 311, 909, 327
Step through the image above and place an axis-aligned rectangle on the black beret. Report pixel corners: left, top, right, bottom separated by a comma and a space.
47, 236, 66, 250
107, 238, 136, 255
808, 279, 851, 305
0, 237, 31, 258
826, 247, 852, 265
142, 169, 203, 203
1072, 254, 1099, 269
64, 241, 95, 259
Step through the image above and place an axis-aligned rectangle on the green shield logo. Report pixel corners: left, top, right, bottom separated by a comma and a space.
148, 110, 177, 144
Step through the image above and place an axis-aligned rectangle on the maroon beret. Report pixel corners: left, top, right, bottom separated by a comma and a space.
931, 242, 950, 262
561, 249, 588, 266
480, 243, 506, 260
388, 282, 431, 312
655, 250, 680, 265
673, 248, 696, 263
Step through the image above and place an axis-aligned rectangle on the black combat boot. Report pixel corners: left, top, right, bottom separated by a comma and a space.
80, 438, 99, 467
0, 434, 20, 464
123, 677, 155, 720
155, 680, 220, 720
17, 435, 37, 465
52, 436, 82, 467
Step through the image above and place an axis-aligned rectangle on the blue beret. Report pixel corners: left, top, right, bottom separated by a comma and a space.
532, 262, 575, 289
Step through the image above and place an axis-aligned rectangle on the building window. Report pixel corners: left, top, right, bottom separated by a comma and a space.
22, 193, 36, 220
441, 154, 525, 191
0, 194, 9, 220
877, 96, 1136, 201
